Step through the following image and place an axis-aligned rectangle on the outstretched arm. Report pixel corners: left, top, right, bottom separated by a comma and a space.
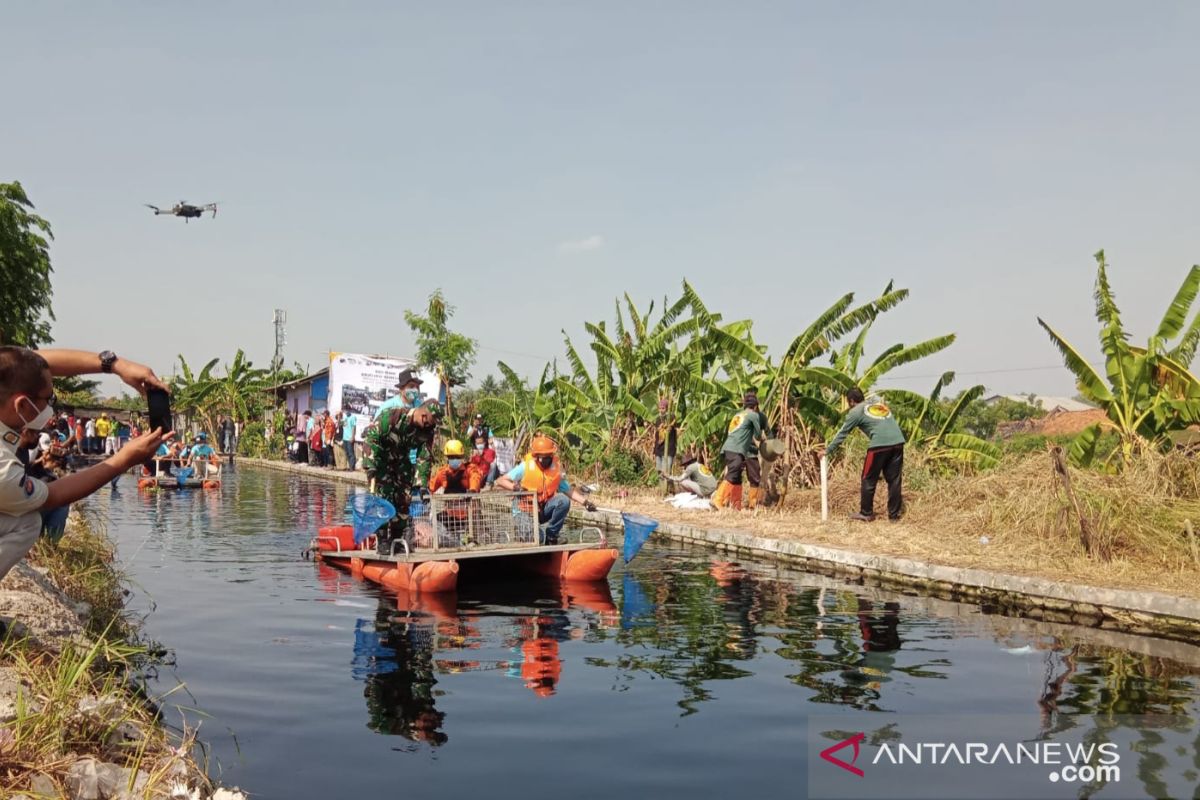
38, 350, 168, 396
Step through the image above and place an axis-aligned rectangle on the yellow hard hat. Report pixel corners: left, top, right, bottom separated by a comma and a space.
443, 439, 465, 457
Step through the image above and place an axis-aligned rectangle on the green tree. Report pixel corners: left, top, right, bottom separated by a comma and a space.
1039, 251, 1200, 466
404, 290, 478, 429
52, 376, 100, 409
0, 181, 54, 346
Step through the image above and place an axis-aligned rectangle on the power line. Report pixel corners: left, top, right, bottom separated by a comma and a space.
886, 360, 1103, 381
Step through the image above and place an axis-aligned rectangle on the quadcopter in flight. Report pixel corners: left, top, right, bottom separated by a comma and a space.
145, 201, 219, 221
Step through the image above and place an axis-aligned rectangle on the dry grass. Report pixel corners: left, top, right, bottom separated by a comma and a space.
598, 449, 1200, 599
1, 512, 213, 798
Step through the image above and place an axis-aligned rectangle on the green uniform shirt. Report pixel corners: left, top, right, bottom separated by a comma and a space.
721, 409, 763, 456
826, 399, 906, 458
364, 409, 435, 531
680, 462, 718, 496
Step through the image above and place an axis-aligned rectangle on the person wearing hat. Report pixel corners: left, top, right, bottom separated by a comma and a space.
466, 412, 490, 450
719, 392, 769, 510
663, 452, 718, 499
365, 399, 443, 555
819, 387, 906, 522
429, 439, 485, 546
495, 434, 597, 545
184, 432, 218, 477
373, 367, 424, 421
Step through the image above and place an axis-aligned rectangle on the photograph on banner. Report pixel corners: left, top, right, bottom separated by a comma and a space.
328, 352, 441, 418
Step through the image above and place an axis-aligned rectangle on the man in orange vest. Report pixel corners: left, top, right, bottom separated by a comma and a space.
494, 434, 597, 544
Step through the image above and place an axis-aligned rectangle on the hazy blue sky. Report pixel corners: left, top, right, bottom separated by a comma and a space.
7, 2, 1199, 398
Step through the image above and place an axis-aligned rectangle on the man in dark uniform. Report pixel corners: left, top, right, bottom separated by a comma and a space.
364, 400, 442, 555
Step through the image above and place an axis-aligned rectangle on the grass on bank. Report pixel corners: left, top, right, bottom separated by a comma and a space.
602, 444, 1200, 599
1, 512, 210, 798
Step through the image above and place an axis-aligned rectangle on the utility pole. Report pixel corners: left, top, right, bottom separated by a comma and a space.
271, 309, 287, 382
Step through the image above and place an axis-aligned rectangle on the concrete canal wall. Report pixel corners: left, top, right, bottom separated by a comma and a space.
240, 458, 1200, 642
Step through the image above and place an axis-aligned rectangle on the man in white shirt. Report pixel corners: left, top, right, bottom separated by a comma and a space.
0, 347, 171, 583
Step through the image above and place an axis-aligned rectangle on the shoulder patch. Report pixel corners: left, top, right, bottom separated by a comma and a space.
865, 402, 892, 419
22, 477, 36, 496
2, 431, 19, 446
727, 412, 745, 433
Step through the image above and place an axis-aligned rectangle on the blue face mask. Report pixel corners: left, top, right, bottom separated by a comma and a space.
404, 389, 420, 404
448, 458, 463, 469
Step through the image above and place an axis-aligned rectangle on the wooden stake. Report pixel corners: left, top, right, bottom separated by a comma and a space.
1050, 446, 1102, 559
820, 455, 829, 522
1186, 519, 1199, 567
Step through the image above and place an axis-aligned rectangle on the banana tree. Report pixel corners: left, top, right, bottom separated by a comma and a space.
1040, 251, 1200, 466
883, 373, 1002, 469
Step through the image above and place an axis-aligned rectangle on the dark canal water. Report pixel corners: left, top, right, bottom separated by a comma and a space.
90, 466, 1200, 800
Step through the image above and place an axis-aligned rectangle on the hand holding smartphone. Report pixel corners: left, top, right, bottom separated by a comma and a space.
147, 388, 173, 433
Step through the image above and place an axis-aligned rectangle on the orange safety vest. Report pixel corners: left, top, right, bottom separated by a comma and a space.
520, 454, 564, 509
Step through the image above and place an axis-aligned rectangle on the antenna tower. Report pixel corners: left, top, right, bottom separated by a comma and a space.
271, 309, 287, 376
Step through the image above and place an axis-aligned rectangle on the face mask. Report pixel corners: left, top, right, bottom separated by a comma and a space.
448, 458, 463, 469
475, 445, 484, 453
536, 456, 554, 470
17, 397, 54, 433
404, 389, 420, 404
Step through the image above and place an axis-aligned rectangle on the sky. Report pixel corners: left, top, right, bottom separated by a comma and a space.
6, 2, 1199, 400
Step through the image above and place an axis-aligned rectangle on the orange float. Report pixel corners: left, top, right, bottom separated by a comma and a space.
137, 478, 157, 490
202, 479, 221, 489
353, 557, 460, 594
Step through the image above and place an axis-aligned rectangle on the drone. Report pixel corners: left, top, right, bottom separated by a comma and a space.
145, 201, 219, 222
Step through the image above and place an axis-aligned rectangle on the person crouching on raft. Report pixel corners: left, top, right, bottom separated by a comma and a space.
819, 387, 906, 522
494, 434, 597, 545
429, 439, 484, 546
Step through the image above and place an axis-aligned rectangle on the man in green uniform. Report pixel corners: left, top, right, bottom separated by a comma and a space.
820, 387, 906, 522
664, 453, 719, 498
364, 400, 442, 555
720, 392, 768, 510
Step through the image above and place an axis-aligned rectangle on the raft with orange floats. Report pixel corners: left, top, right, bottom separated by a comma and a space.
312, 524, 618, 594
137, 477, 221, 490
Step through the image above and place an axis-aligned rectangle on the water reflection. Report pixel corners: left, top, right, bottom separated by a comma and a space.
96, 468, 1200, 798
346, 581, 619, 747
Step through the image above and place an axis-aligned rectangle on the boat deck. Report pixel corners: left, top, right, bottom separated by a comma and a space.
321, 541, 606, 565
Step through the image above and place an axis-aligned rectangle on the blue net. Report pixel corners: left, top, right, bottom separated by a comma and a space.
350, 493, 397, 546
621, 512, 658, 564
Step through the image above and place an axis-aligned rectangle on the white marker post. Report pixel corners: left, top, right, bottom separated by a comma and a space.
820, 455, 829, 522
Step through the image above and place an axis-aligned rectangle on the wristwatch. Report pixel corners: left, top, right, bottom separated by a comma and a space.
99, 350, 118, 373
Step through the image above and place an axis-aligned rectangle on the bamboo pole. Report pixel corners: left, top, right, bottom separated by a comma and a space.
820, 455, 829, 522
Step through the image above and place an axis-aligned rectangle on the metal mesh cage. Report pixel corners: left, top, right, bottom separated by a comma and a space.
406, 491, 540, 552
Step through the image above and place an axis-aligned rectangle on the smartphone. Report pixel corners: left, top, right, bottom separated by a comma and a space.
147, 389, 173, 433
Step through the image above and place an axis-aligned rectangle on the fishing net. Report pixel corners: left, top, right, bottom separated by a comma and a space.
350, 493, 397, 546
621, 512, 658, 564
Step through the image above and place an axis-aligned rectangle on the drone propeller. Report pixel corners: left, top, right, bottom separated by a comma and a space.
144, 204, 162, 214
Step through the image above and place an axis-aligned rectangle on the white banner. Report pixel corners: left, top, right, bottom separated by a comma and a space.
328, 353, 439, 420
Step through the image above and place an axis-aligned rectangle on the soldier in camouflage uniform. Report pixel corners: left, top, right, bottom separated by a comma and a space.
364, 400, 442, 555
